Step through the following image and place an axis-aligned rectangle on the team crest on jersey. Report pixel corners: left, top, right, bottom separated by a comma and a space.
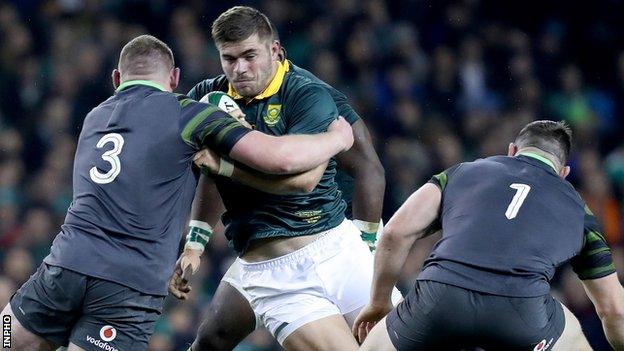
264, 104, 282, 126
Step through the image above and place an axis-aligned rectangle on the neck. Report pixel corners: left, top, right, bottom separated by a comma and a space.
121, 75, 170, 92
517, 147, 561, 172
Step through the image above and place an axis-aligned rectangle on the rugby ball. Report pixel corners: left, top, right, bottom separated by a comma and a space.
200, 91, 240, 113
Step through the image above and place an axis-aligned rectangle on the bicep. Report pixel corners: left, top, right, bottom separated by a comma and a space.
385, 183, 442, 239
335, 119, 381, 175
582, 273, 624, 315
229, 131, 284, 174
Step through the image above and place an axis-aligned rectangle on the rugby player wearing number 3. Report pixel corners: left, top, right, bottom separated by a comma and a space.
355, 120, 624, 351
0, 35, 352, 351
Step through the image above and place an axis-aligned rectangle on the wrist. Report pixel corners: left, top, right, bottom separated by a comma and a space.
354, 219, 381, 251
184, 220, 213, 254
217, 158, 234, 177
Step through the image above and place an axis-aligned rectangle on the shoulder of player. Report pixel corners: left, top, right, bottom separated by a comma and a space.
282, 73, 332, 103
188, 75, 229, 99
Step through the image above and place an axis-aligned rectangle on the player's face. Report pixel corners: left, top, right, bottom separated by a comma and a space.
217, 33, 279, 98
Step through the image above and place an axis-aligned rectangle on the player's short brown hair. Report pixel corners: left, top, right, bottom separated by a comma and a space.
118, 35, 174, 76
211, 6, 276, 45
514, 120, 573, 165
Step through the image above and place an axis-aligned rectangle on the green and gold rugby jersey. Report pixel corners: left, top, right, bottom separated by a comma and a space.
189, 60, 347, 254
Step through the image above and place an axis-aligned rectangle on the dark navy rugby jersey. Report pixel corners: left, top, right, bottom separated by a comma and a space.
418, 153, 615, 297
44, 80, 250, 296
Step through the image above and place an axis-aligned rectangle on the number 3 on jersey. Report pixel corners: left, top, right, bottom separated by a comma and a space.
505, 183, 531, 219
90, 133, 124, 184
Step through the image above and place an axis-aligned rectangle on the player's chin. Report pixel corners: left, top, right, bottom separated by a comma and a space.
233, 84, 257, 97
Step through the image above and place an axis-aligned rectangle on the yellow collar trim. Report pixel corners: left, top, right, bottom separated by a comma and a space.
227, 60, 290, 100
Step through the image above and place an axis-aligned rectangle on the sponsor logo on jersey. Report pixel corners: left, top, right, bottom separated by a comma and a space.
295, 210, 322, 224
86, 335, 118, 351
100, 325, 117, 342
534, 337, 554, 351
264, 104, 282, 126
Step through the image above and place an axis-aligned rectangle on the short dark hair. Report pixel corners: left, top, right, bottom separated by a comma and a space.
118, 35, 174, 76
514, 120, 572, 164
211, 6, 276, 45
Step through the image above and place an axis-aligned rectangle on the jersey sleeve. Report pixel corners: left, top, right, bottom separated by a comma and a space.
328, 86, 361, 125
177, 94, 251, 154
187, 79, 215, 101
428, 163, 462, 192
570, 204, 616, 280
286, 84, 338, 134
423, 164, 463, 235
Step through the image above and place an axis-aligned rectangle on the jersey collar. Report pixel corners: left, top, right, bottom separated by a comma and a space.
227, 60, 290, 101
116, 80, 167, 92
517, 152, 558, 173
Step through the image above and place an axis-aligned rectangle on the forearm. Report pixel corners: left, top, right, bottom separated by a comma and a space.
369, 232, 415, 305
270, 133, 345, 174
229, 162, 327, 195
602, 314, 624, 350
190, 175, 224, 224
230, 127, 350, 175
351, 165, 385, 222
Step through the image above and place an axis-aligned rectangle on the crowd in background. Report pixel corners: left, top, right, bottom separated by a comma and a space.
1, 1, 623, 350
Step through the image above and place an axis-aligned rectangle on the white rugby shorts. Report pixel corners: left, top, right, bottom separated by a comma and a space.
222, 219, 402, 345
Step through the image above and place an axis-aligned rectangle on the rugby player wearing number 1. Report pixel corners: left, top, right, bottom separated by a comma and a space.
0, 35, 352, 351
354, 120, 624, 351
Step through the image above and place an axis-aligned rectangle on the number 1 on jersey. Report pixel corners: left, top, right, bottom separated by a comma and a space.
505, 183, 531, 219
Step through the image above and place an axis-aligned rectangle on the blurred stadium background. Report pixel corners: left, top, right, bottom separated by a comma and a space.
1, 0, 623, 350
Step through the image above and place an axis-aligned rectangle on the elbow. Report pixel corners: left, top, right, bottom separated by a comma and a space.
381, 223, 414, 247
597, 307, 624, 322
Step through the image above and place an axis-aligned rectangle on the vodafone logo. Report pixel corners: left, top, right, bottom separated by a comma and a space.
534, 338, 553, 351
99, 326, 116, 342
534, 340, 546, 351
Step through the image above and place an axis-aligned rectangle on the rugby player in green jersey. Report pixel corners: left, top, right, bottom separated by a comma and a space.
168, 6, 399, 351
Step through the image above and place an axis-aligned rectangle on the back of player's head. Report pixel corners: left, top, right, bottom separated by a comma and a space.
211, 6, 277, 45
118, 35, 174, 78
514, 120, 572, 164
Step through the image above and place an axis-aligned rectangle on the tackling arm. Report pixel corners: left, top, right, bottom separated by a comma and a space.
194, 148, 328, 195
370, 183, 441, 306
229, 117, 353, 175
582, 273, 624, 350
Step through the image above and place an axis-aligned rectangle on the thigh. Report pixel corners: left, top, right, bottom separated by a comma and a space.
192, 278, 257, 351
477, 294, 567, 350
316, 221, 402, 318
551, 301, 592, 351
240, 253, 342, 345
69, 278, 163, 351
360, 317, 397, 351
1, 303, 57, 351
282, 314, 358, 351
8, 263, 86, 347
386, 280, 471, 350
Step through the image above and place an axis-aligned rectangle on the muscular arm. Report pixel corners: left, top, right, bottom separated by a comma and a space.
227, 162, 327, 195
370, 183, 441, 306
335, 119, 385, 222
582, 273, 624, 350
190, 175, 225, 225
229, 117, 352, 175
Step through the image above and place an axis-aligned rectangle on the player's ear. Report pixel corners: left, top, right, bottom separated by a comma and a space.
560, 165, 570, 179
270, 40, 280, 61
170, 67, 180, 91
507, 143, 518, 156
112, 69, 121, 89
